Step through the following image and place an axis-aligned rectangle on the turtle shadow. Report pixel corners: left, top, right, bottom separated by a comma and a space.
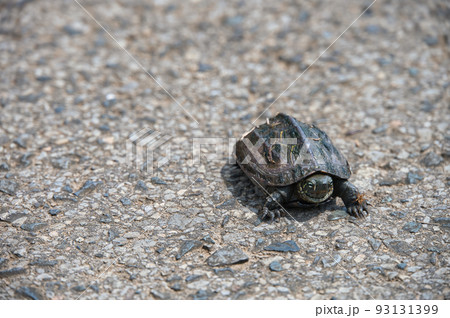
220, 163, 341, 223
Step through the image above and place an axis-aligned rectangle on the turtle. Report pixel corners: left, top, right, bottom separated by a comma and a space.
235, 113, 370, 221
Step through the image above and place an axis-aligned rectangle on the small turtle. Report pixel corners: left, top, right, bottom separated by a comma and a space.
235, 113, 370, 221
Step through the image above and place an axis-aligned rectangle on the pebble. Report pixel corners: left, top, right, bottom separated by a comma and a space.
405, 172, 423, 184
198, 63, 213, 72
176, 240, 203, 260
396, 263, 407, 270
383, 239, 415, 255
0, 267, 27, 278
30, 259, 58, 267
423, 35, 438, 46
74, 180, 102, 196
120, 197, 132, 206
135, 180, 148, 191
0, 257, 7, 267
52, 194, 78, 202
62, 185, 73, 193
421, 152, 443, 167
390, 210, 407, 218
368, 238, 382, 251
327, 209, 348, 221
151, 176, 167, 185
264, 240, 300, 252
322, 254, 342, 267
0, 179, 19, 195
221, 215, 230, 227
0, 162, 10, 171
20, 222, 48, 232
206, 245, 249, 267
269, 261, 283, 272
402, 222, 422, 233
16, 287, 43, 300
372, 124, 388, 134
51, 157, 71, 169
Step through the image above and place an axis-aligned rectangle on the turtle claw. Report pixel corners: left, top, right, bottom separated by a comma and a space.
346, 201, 370, 218
260, 207, 282, 222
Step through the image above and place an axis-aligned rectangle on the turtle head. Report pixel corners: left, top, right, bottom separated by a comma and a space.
297, 174, 334, 204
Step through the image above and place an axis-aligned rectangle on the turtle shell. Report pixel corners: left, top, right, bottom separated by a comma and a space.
235, 113, 351, 187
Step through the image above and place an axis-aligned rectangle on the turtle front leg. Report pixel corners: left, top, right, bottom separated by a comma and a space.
333, 179, 370, 218
260, 186, 292, 222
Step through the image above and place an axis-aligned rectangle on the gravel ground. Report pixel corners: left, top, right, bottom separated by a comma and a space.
0, 0, 449, 300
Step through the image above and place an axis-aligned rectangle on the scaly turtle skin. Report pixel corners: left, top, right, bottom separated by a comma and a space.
235, 113, 370, 221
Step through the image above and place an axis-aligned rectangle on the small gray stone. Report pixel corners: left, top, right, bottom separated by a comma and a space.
269, 261, 283, 272
397, 263, 407, 270
206, 245, 249, 267
74, 180, 102, 197
0, 179, 19, 196
20, 222, 48, 232
53, 194, 78, 202
405, 172, 423, 184
16, 287, 43, 300
176, 240, 203, 260
372, 124, 388, 134
327, 209, 348, 221
421, 152, 443, 167
120, 197, 132, 206
264, 240, 300, 252
383, 239, 415, 255
390, 210, 407, 218
402, 221, 422, 233
49, 209, 61, 216
151, 176, 167, 185
368, 238, 382, 251
135, 180, 148, 191
0, 162, 9, 171
0, 267, 26, 278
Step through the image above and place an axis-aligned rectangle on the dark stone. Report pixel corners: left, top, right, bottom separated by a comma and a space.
421, 152, 443, 167
99, 214, 112, 223
0, 257, 7, 267
16, 287, 43, 300
30, 259, 57, 267
72, 285, 86, 292
36, 75, 52, 82
430, 252, 437, 265
193, 290, 209, 300
120, 197, 132, 206
176, 240, 203, 260
379, 179, 400, 186
327, 209, 348, 221
390, 210, 407, 218
63, 25, 83, 36
18, 93, 44, 103
53, 194, 78, 202
213, 268, 235, 275
264, 240, 300, 252
423, 35, 438, 46
383, 239, 415, 255
135, 180, 148, 191
403, 221, 422, 233
264, 229, 280, 236
420, 100, 435, 113
221, 215, 230, 227
0, 162, 9, 171
0, 179, 19, 195
198, 63, 213, 72
206, 245, 249, 267
278, 54, 302, 65
396, 262, 407, 270
0, 267, 26, 278
19, 153, 33, 166
151, 176, 167, 185
185, 274, 203, 282
62, 185, 73, 193
170, 282, 182, 291
150, 290, 170, 300
21, 222, 48, 232
269, 261, 283, 272
107, 229, 119, 242
405, 172, 423, 184
74, 180, 102, 196
0, 210, 28, 223
433, 217, 450, 229
48, 208, 60, 216
13, 136, 27, 148
365, 24, 381, 34
298, 11, 310, 22
368, 238, 382, 251
51, 157, 71, 169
